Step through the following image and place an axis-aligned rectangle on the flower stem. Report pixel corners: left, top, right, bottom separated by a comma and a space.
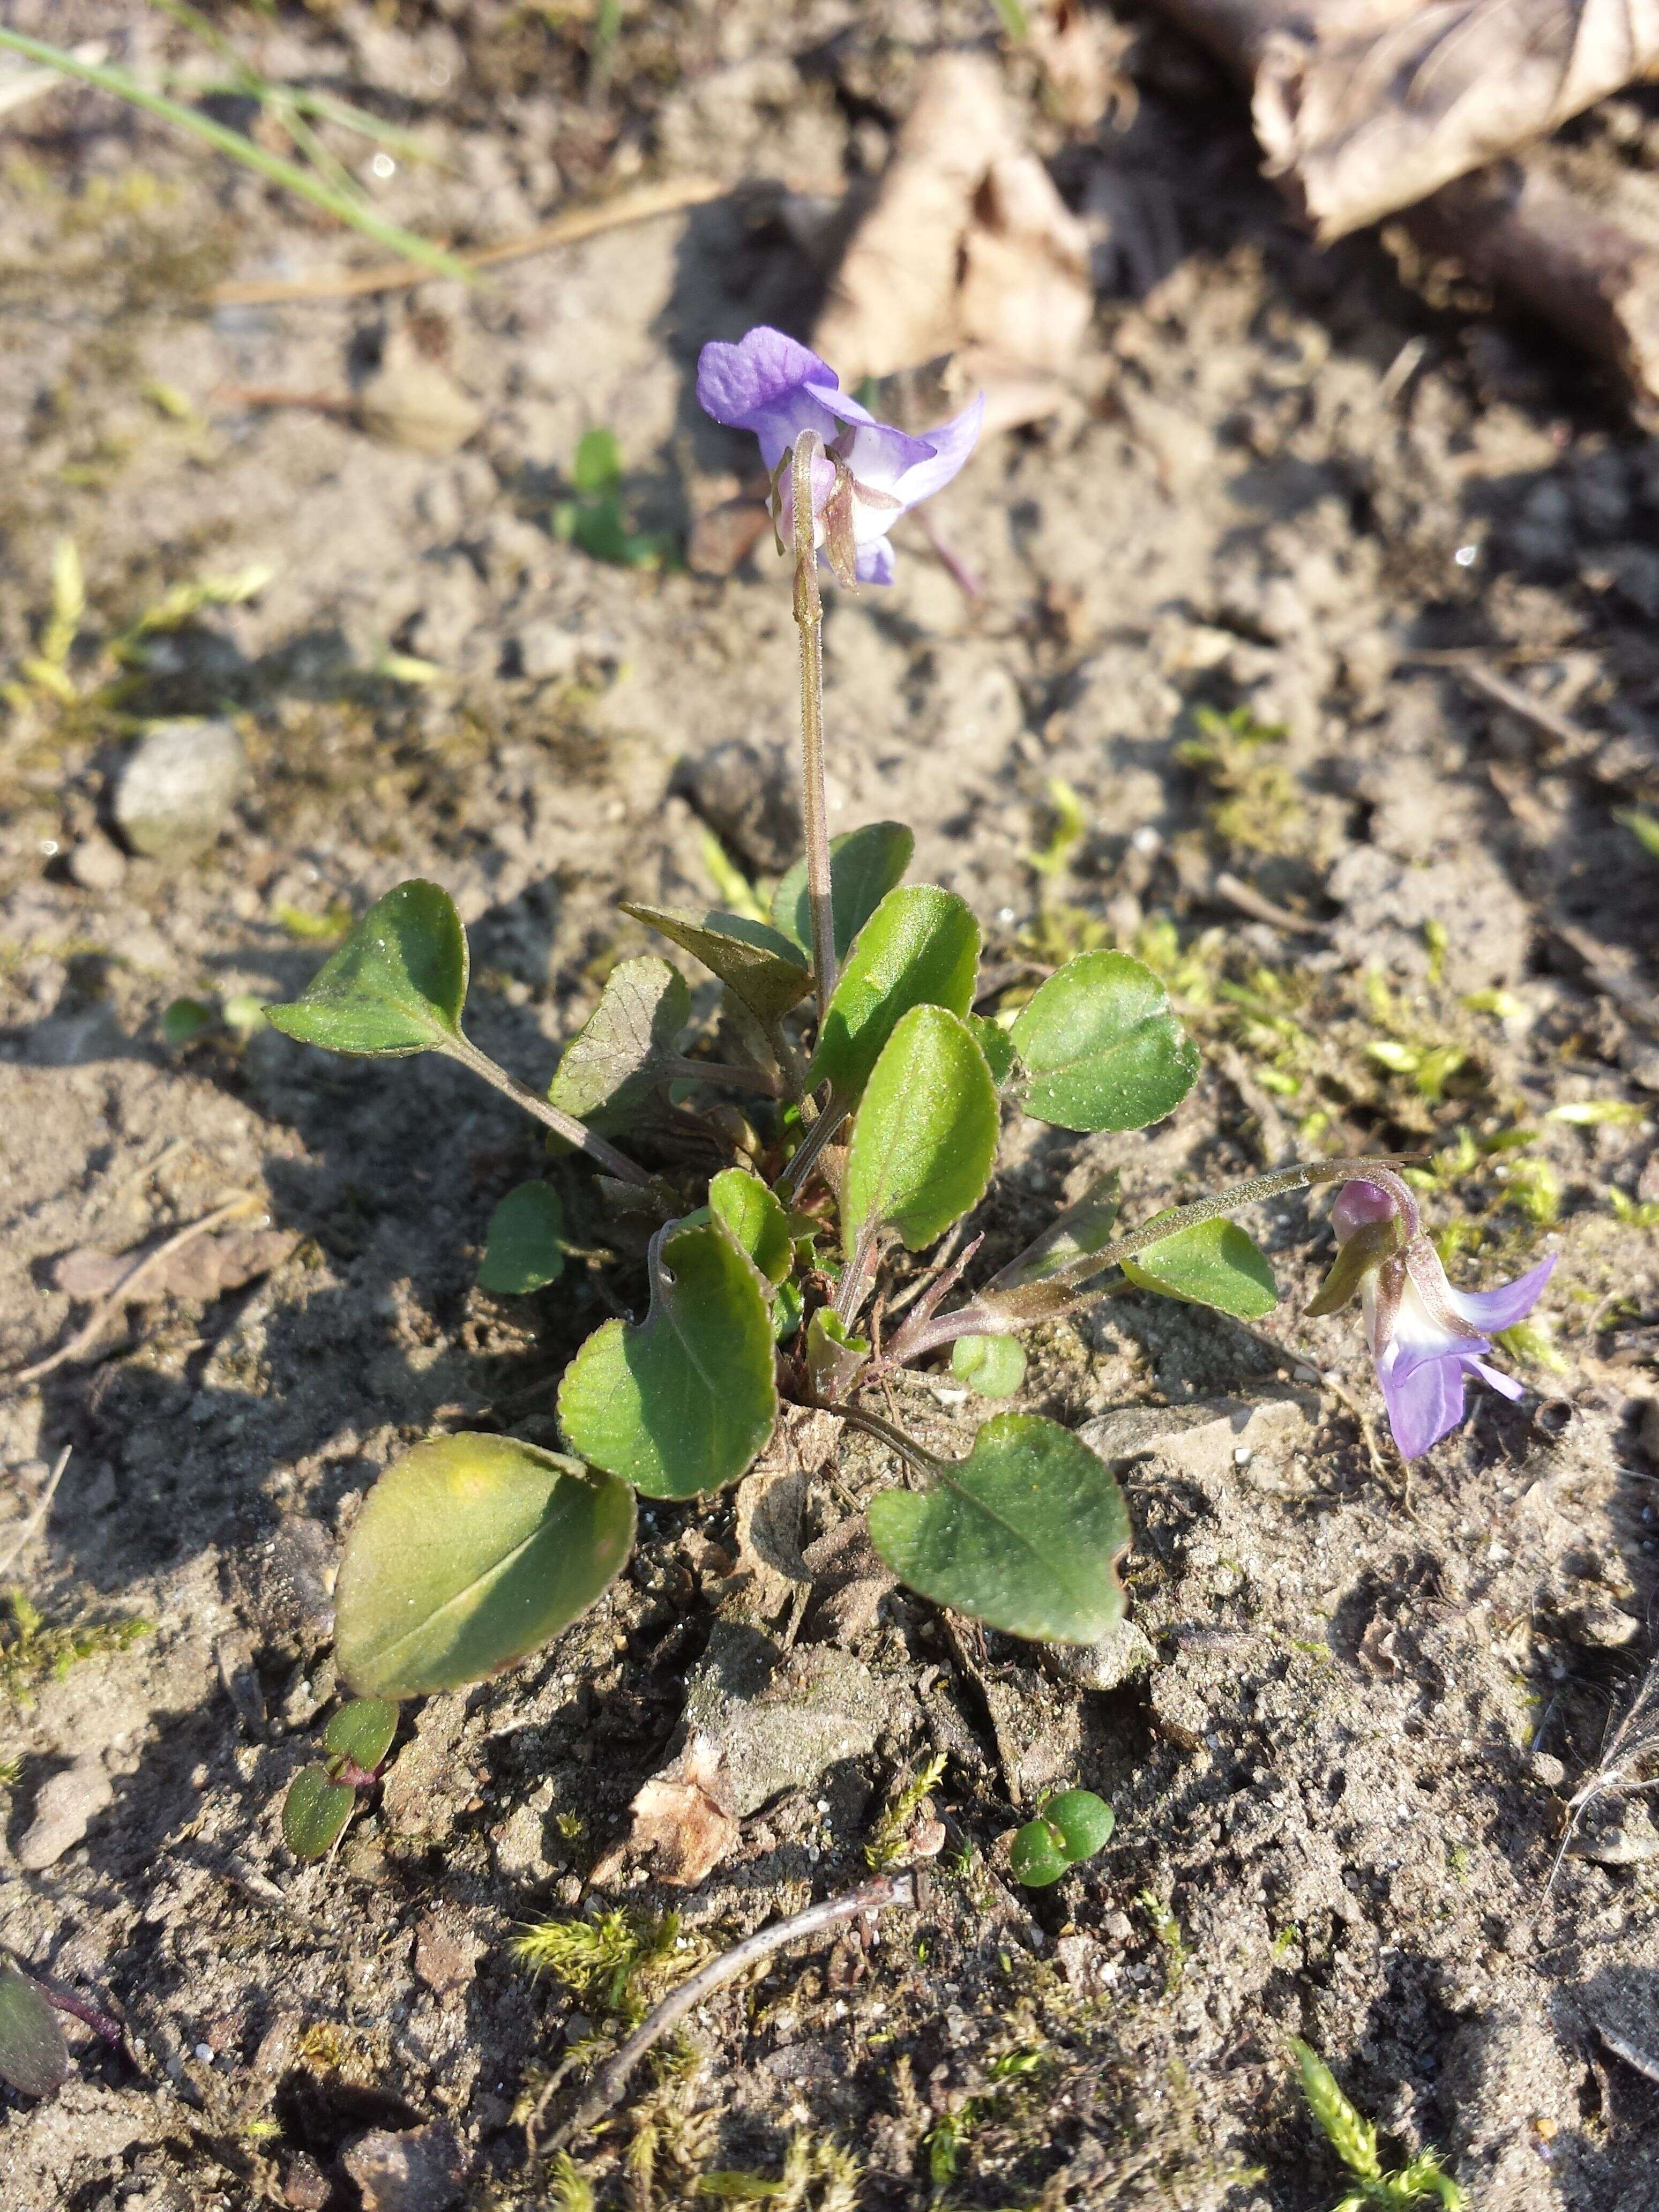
791, 432, 837, 1023
885, 1153, 1424, 1365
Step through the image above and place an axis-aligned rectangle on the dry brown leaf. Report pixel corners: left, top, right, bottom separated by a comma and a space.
813, 52, 1093, 431
356, 330, 484, 455
601, 1732, 739, 1888
1164, 0, 1659, 240
727, 1404, 833, 1619
1028, 0, 1139, 132
50, 1228, 296, 1305
801, 1515, 899, 1646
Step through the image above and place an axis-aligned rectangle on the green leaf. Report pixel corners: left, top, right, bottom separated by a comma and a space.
989, 1171, 1121, 1290
1120, 1217, 1278, 1318
334, 1433, 636, 1698
1615, 807, 1659, 862
806, 1306, 870, 1398
282, 1764, 357, 1860
867, 1413, 1131, 1643
965, 1011, 1017, 1087
771, 821, 915, 963
951, 1334, 1027, 1398
558, 1219, 778, 1498
161, 996, 214, 1045
573, 427, 623, 495
620, 903, 809, 1026
1009, 1818, 1070, 1888
1041, 1788, 1115, 1860
1009, 950, 1198, 1131
1010, 1788, 1115, 1886
809, 886, 980, 1103
547, 956, 690, 1122
0, 1963, 69, 2099
479, 1182, 567, 1295
265, 880, 467, 1058
323, 1697, 399, 1774
843, 1005, 998, 1257
707, 1167, 793, 1285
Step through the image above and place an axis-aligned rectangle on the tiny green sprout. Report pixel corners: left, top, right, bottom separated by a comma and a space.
554, 428, 675, 570
1615, 807, 1659, 862
1011, 1788, 1115, 1887
281, 1697, 399, 1860
1137, 1888, 1186, 1991
1289, 2038, 1466, 2210
161, 996, 215, 1045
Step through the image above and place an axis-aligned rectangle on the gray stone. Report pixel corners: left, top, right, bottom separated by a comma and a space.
681, 1620, 891, 1815
112, 720, 245, 860
517, 621, 584, 683
19, 1755, 114, 1869
1044, 1616, 1157, 1693
342, 2121, 465, 2212
66, 833, 126, 891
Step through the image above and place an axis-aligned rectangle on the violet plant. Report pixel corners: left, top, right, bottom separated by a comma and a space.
264, 326, 1553, 1723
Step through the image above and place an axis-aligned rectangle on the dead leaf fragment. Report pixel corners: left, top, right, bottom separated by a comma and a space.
813, 51, 1093, 430
51, 1228, 296, 1306
1029, 0, 1138, 132
356, 332, 483, 455
597, 1731, 740, 1888
801, 1515, 898, 1645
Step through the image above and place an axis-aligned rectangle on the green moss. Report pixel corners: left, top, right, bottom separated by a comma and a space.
0, 1591, 152, 1708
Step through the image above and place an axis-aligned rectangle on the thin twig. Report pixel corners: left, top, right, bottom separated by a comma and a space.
1213, 870, 1333, 939
4, 1194, 262, 1392
551, 1872, 915, 2146
0, 1447, 70, 1580
1445, 660, 1597, 758
210, 176, 728, 308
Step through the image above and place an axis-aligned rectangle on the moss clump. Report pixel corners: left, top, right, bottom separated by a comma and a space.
0, 1590, 152, 1708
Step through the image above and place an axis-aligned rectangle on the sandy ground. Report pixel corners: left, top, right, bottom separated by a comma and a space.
1, 4, 1657, 2208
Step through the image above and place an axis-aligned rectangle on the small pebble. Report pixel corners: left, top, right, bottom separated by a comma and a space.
67, 833, 127, 891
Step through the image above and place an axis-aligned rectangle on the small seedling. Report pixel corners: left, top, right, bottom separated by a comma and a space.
1290, 2038, 1467, 2210
281, 1697, 399, 1860
554, 429, 675, 570
1137, 1888, 1187, 1992
1010, 1788, 1114, 1887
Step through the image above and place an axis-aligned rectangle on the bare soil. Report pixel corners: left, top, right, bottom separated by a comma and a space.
1, 6, 1658, 2209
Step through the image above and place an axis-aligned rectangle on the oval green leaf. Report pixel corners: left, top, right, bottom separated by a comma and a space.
323, 1697, 399, 1774
478, 1181, 567, 1295
843, 1006, 999, 1258
771, 821, 914, 963
1009, 950, 1198, 1132
620, 904, 810, 1026
951, 1333, 1027, 1399
866, 1413, 1131, 1643
1010, 1818, 1070, 1888
547, 956, 690, 1122
557, 1219, 778, 1498
707, 1167, 793, 1286
1120, 1217, 1278, 1319
0, 1963, 69, 2099
809, 886, 981, 1104
265, 880, 467, 1057
334, 1433, 636, 1698
282, 1763, 357, 1861
1041, 1787, 1115, 1862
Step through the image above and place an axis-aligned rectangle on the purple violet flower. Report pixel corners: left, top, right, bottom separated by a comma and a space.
696, 326, 983, 584
1308, 1178, 1555, 1460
